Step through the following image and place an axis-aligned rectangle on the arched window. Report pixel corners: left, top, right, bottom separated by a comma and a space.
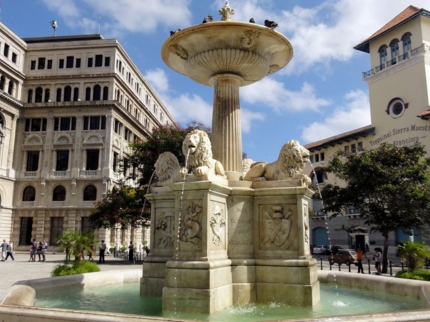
27, 89, 33, 103
116, 89, 120, 101
64, 86, 72, 102
73, 87, 79, 101
44, 89, 50, 102
83, 185, 97, 201
35, 87, 43, 103
389, 39, 399, 62
23, 186, 36, 201
310, 167, 327, 184
8, 80, 14, 95
85, 87, 91, 101
56, 88, 62, 102
402, 32, 412, 53
103, 86, 109, 100
53, 185, 66, 201
93, 85, 101, 100
378, 45, 388, 70
0, 76, 4, 91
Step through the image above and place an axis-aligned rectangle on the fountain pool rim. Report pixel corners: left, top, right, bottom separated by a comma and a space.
1, 269, 430, 321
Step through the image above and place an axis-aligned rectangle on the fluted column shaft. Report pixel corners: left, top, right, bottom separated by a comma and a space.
211, 74, 243, 174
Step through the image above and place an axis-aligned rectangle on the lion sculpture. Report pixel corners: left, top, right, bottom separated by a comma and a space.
243, 140, 311, 185
180, 129, 226, 179
153, 152, 181, 186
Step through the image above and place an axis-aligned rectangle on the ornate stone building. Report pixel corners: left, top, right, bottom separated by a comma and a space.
0, 22, 174, 250
305, 6, 430, 254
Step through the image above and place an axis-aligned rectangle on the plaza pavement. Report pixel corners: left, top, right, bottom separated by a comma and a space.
0, 251, 141, 299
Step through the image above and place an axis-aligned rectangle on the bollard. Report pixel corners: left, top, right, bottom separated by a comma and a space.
401, 261, 404, 271
368, 259, 371, 274
320, 258, 323, 270
329, 260, 332, 271
348, 262, 351, 273
338, 263, 341, 271
389, 260, 393, 276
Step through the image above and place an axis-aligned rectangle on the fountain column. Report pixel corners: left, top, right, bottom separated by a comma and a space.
211, 74, 243, 178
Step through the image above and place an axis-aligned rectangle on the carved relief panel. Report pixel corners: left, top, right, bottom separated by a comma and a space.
179, 201, 202, 251
155, 210, 175, 249
209, 203, 226, 250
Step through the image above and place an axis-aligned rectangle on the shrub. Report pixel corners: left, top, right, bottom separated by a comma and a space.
397, 241, 430, 271
51, 260, 100, 277
396, 268, 430, 281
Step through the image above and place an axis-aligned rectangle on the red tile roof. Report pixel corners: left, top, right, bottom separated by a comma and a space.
354, 6, 424, 53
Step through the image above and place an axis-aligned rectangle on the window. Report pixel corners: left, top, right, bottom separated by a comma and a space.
22, 186, 36, 201
47, 60, 53, 69
87, 57, 93, 67
76, 58, 81, 68
0, 76, 4, 90
25, 118, 47, 132
44, 89, 50, 102
387, 98, 406, 118
30, 61, 36, 70
123, 157, 129, 175
390, 40, 399, 61
114, 120, 122, 134
379, 45, 387, 70
19, 217, 33, 246
85, 87, 91, 101
86, 150, 99, 170
358, 142, 363, 151
56, 88, 62, 102
35, 87, 43, 103
73, 87, 79, 101
8, 80, 13, 95
12, 53, 17, 63
50, 217, 64, 246
26, 151, 39, 171
56, 150, 69, 171
3, 44, 9, 57
104, 57, 110, 67
309, 155, 314, 163
93, 85, 101, 100
113, 152, 119, 171
66, 56, 74, 68
124, 127, 132, 141
64, 86, 72, 102
27, 90, 33, 103
344, 146, 350, 154
83, 116, 106, 130
315, 154, 319, 162
59, 59, 64, 69
81, 217, 92, 234
95, 55, 103, 67
53, 186, 66, 201
83, 185, 97, 201
402, 33, 412, 53
320, 152, 325, 161
351, 144, 356, 153
312, 169, 326, 184
103, 86, 109, 100
54, 117, 76, 131
38, 57, 46, 70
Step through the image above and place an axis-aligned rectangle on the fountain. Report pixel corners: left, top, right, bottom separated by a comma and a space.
141, 1, 318, 315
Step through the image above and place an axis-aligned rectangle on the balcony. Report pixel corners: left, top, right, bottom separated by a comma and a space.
362, 44, 430, 79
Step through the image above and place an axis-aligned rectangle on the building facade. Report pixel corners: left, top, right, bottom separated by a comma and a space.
305, 5, 430, 254
0, 22, 175, 251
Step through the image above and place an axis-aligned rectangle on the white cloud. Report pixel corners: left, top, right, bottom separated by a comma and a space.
241, 109, 265, 133
241, 78, 330, 112
144, 68, 169, 93
300, 89, 371, 143
163, 93, 213, 127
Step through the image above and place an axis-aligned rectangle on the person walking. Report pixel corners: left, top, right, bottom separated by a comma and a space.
99, 240, 106, 264
128, 241, 134, 261
1, 239, 8, 261
374, 247, 382, 275
40, 239, 48, 261
5, 241, 14, 261
356, 248, 368, 273
29, 239, 37, 262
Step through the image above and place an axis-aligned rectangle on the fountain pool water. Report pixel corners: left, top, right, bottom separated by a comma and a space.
34, 282, 426, 321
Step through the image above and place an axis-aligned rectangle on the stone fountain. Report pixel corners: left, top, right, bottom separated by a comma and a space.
141, 2, 319, 314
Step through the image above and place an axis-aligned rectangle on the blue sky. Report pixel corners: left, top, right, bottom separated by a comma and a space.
2, 0, 428, 162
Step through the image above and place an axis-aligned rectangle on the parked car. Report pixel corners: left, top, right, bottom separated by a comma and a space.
329, 249, 358, 266
327, 245, 344, 255
313, 245, 329, 254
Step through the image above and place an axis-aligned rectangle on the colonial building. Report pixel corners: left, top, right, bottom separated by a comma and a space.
0, 22, 174, 250
305, 5, 430, 254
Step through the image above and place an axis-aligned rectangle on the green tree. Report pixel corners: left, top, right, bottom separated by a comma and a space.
89, 121, 210, 230
397, 241, 430, 271
316, 143, 430, 273
56, 229, 96, 262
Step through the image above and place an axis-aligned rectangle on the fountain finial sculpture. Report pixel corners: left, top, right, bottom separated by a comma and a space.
219, 0, 234, 21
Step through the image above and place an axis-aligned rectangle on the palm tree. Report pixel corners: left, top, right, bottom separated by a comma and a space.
57, 229, 95, 262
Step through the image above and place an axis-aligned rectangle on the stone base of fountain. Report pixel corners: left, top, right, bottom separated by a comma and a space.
141, 180, 319, 314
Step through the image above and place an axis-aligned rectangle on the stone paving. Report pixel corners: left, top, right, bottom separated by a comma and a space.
0, 252, 140, 298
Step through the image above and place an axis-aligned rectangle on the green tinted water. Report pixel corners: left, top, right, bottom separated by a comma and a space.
35, 283, 425, 321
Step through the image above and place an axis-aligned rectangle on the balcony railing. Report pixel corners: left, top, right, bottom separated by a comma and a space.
53, 171, 67, 177
362, 44, 429, 79
83, 170, 98, 176
24, 171, 37, 177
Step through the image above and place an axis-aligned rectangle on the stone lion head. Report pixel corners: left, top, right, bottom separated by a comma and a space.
279, 140, 310, 176
182, 129, 212, 168
154, 152, 180, 183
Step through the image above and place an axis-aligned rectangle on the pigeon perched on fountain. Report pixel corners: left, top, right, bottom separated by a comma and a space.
202, 14, 214, 23
170, 29, 181, 36
249, 18, 255, 23
264, 19, 278, 29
